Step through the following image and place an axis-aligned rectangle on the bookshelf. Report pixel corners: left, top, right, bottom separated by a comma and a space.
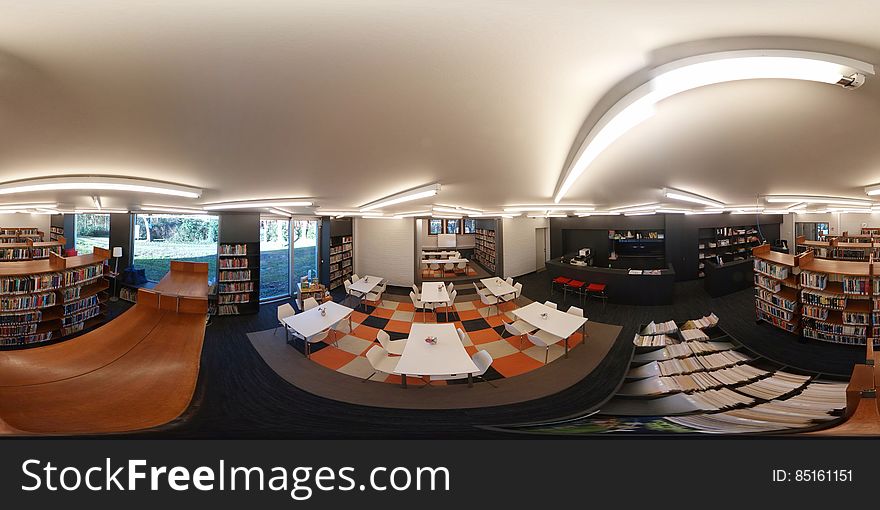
0, 248, 110, 348
49, 226, 64, 242
216, 242, 260, 315
752, 244, 802, 335
328, 235, 353, 291
0, 238, 64, 261
0, 227, 45, 244
474, 228, 497, 273
697, 225, 761, 278
796, 235, 880, 262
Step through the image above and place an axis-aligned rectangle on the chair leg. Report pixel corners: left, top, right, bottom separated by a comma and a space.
480, 376, 498, 388
363, 371, 376, 382
544, 347, 549, 364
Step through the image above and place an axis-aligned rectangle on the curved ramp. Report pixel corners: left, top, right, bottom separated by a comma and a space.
0, 263, 208, 436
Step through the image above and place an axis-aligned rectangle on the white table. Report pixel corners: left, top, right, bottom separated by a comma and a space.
480, 277, 516, 297
513, 301, 588, 358
420, 282, 451, 321
282, 301, 354, 356
348, 275, 385, 309
394, 323, 479, 388
421, 250, 460, 258
421, 257, 468, 265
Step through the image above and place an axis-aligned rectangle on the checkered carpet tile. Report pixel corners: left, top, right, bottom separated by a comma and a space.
285, 298, 585, 386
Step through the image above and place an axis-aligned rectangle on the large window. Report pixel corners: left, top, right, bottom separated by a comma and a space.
292, 220, 319, 294
260, 219, 290, 300
132, 214, 219, 283
75, 213, 110, 255
463, 218, 476, 234
445, 219, 460, 234
428, 219, 443, 235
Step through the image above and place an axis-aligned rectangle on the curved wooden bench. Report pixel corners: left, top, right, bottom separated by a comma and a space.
0, 262, 209, 435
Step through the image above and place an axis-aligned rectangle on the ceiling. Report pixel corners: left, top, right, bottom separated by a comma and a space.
1, 0, 880, 214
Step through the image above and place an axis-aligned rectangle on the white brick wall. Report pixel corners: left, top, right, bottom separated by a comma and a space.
354, 217, 415, 287
502, 216, 548, 278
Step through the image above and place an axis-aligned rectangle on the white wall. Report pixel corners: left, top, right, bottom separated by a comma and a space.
353, 217, 415, 287
502, 216, 549, 279
0, 213, 52, 237
419, 221, 475, 248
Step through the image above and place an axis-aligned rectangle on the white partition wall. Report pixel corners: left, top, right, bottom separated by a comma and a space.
353, 217, 415, 287
502, 216, 549, 279
0, 213, 52, 235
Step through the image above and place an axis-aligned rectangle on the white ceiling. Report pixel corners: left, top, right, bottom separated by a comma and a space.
1, 0, 880, 213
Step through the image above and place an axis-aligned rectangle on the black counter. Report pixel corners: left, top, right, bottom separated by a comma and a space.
703, 257, 754, 297
545, 255, 675, 305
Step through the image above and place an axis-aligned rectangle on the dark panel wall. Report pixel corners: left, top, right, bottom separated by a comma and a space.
219, 212, 260, 244
329, 217, 352, 237
550, 213, 783, 281
62, 214, 76, 251
108, 213, 133, 273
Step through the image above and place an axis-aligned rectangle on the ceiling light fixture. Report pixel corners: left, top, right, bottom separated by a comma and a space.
527, 214, 567, 218
393, 210, 432, 218
74, 208, 129, 214
469, 212, 521, 218
554, 50, 875, 202
0, 203, 58, 211
763, 195, 873, 206
268, 208, 293, 217
864, 184, 880, 196
203, 198, 312, 210
663, 188, 725, 208
432, 205, 483, 215
609, 203, 662, 214
316, 211, 383, 217
0, 176, 202, 198
656, 208, 691, 214
138, 206, 211, 215
624, 211, 656, 216
359, 183, 441, 212
576, 211, 621, 216
92, 196, 102, 210
504, 205, 595, 212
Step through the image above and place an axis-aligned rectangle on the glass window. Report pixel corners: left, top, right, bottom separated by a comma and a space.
132, 214, 219, 283
463, 219, 476, 234
445, 219, 460, 234
260, 219, 290, 300
292, 220, 319, 294
428, 219, 443, 235
74, 213, 110, 255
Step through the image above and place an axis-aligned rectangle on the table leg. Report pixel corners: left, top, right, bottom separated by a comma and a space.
565, 336, 569, 358
401, 374, 408, 389
468, 373, 473, 388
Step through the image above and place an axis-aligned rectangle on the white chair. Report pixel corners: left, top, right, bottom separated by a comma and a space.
364, 288, 384, 308
430, 350, 496, 387
527, 330, 563, 364
302, 297, 319, 311
412, 284, 421, 298
429, 262, 441, 272
504, 319, 535, 348
376, 330, 406, 356
456, 261, 467, 274
457, 328, 473, 346
544, 300, 558, 310
275, 303, 296, 340
480, 292, 499, 316
446, 282, 455, 294
351, 274, 360, 282
506, 277, 514, 286
474, 282, 491, 298
410, 291, 436, 322
303, 329, 331, 358
364, 345, 399, 382
438, 289, 457, 322
344, 279, 363, 307
566, 305, 587, 341
444, 262, 455, 274
501, 282, 523, 311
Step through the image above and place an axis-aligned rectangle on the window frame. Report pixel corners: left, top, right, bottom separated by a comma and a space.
428, 219, 443, 235
463, 218, 476, 234
445, 219, 461, 235
131, 213, 219, 284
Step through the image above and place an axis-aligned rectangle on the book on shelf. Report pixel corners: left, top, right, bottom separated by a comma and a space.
219, 244, 248, 255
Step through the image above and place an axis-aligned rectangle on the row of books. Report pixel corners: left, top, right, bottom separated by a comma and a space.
756, 309, 798, 332
329, 243, 352, 256
842, 276, 870, 295
219, 270, 251, 282
64, 263, 104, 286
63, 294, 100, 316
753, 259, 789, 279
843, 311, 870, 326
799, 271, 827, 290
0, 331, 52, 346
119, 286, 139, 303
60, 323, 85, 336
217, 304, 242, 315
632, 333, 676, 347
754, 274, 781, 293
219, 282, 254, 293
219, 293, 250, 304
61, 282, 98, 302
1, 228, 39, 235
219, 244, 248, 255
756, 288, 797, 312
803, 328, 866, 345
0, 323, 38, 338
0, 292, 57, 311
640, 320, 677, 335
219, 257, 249, 268
756, 299, 796, 322
681, 314, 719, 331
801, 290, 846, 310
1, 263, 106, 294
0, 310, 42, 325
804, 319, 866, 337
802, 305, 829, 320
61, 305, 102, 327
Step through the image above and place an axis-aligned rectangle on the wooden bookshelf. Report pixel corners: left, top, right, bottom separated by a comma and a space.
0, 247, 110, 348
216, 242, 260, 315
49, 225, 64, 242
474, 228, 496, 273
0, 238, 64, 261
328, 235, 353, 291
752, 243, 802, 335
697, 224, 761, 278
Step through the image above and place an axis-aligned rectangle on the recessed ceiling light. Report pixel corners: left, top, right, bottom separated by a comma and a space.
554, 50, 875, 202
663, 188, 725, 208
360, 184, 441, 212
0, 176, 202, 198
202, 198, 312, 210
504, 205, 595, 212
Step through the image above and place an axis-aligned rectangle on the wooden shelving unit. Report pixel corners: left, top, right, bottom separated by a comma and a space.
797, 231, 880, 261
0, 227, 45, 245
0, 248, 110, 348
0, 238, 64, 261
474, 228, 497, 273
216, 242, 260, 315
328, 235, 353, 291
697, 224, 760, 278
752, 244, 802, 335
49, 226, 65, 242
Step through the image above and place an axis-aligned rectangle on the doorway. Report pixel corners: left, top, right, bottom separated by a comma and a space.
535, 227, 548, 272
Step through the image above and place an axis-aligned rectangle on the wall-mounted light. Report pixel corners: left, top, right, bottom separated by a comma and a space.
359, 184, 441, 212
554, 50, 875, 203
203, 198, 312, 210
0, 176, 202, 198
663, 188, 725, 208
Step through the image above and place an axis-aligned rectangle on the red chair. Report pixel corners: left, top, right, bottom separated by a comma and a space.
64, 248, 78, 257
586, 283, 607, 309
564, 279, 586, 306
551, 276, 571, 296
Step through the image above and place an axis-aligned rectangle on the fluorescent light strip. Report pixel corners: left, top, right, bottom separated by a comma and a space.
393, 210, 432, 218
663, 188, 725, 208
0, 176, 202, 198
432, 215, 463, 219
527, 214, 567, 218
609, 203, 662, 214
656, 208, 691, 214
432, 205, 483, 215
0, 203, 58, 211
504, 205, 595, 212
203, 199, 312, 210
624, 212, 656, 216
576, 212, 621, 216
139, 207, 211, 215
268, 208, 292, 217
92, 196, 102, 210
865, 184, 880, 196
74, 209, 128, 214
316, 211, 383, 217
763, 195, 873, 206
360, 184, 441, 212
554, 50, 875, 202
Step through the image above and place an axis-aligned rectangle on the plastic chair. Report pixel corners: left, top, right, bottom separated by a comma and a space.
504, 319, 535, 348
410, 291, 436, 322
430, 350, 496, 387
275, 303, 296, 341
376, 330, 407, 355
480, 292, 499, 316
527, 330, 563, 364
364, 345, 399, 382
302, 297, 319, 311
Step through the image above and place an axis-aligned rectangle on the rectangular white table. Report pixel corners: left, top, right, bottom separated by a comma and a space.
421, 250, 460, 258
420, 282, 451, 321
282, 301, 354, 356
421, 257, 468, 265
348, 275, 385, 309
480, 277, 516, 297
513, 301, 588, 358
394, 323, 479, 388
